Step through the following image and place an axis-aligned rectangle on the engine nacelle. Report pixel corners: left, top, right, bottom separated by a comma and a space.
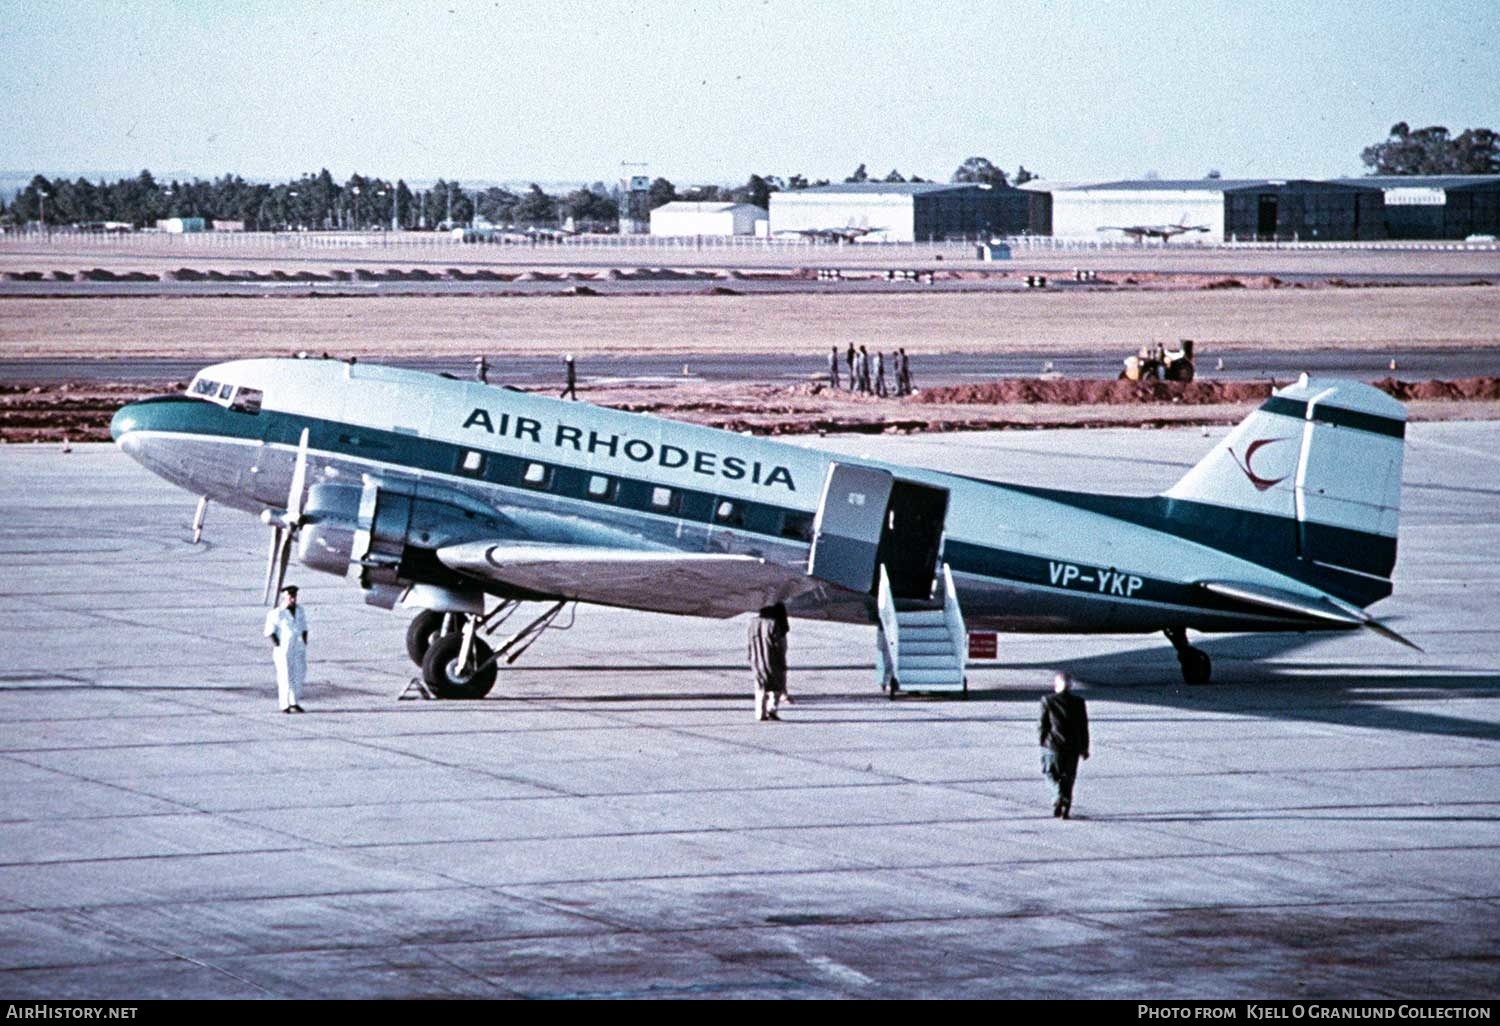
296, 476, 506, 605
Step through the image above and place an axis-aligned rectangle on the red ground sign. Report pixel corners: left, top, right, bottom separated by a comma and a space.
968, 632, 997, 659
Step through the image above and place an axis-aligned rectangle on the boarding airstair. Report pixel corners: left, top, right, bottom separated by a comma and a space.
875, 562, 969, 698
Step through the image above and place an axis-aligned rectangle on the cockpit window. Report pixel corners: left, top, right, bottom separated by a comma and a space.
191, 378, 219, 397
218, 383, 233, 400
230, 388, 263, 414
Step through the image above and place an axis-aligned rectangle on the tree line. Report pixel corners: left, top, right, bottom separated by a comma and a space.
1361, 123, 1500, 175
5, 126, 1491, 230
1, 157, 1043, 232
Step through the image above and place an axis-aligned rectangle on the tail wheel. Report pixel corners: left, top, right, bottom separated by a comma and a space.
421, 632, 497, 699
405, 610, 454, 666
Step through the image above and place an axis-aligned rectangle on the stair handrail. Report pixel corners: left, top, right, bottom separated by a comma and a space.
941, 562, 967, 682
876, 563, 900, 688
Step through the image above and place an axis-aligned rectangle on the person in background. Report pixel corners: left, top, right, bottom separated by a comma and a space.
1039, 671, 1090, 818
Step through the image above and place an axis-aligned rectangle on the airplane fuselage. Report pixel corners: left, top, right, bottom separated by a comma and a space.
112, 358, 1371, 636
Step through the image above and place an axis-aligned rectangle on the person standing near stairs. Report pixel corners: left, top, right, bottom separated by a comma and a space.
748, 603, 790, 722
1039, 672, 1090, 818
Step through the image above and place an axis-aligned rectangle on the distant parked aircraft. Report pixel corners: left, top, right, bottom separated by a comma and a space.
775, 225, 888, 243
1098, 216, 1210, 243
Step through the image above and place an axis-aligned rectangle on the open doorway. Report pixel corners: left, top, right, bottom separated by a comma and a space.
876, 480, 949, 600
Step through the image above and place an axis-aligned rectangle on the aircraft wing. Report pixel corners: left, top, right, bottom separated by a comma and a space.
436, 542, 817, 618
1198, 579, 1421, 651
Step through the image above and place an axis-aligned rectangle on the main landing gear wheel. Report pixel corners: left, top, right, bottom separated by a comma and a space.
421, 632, 497, 699
1164, 626, 1212, 685
406, 610, 456, 667
1179, 648, 1212, 685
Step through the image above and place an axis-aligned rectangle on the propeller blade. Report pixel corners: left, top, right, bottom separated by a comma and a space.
286, 428, 310, 525
262, 525, 285, 605
270, 527, 294, 603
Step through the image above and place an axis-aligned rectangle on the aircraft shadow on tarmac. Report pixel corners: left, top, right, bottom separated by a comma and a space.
486, 631, 1500, 742
1027, 632, 1500, 743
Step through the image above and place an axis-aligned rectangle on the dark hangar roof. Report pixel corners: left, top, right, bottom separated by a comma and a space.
1068, 178, 1380, 193
1330, 175, 1500, 191
788, 182, 1013, 196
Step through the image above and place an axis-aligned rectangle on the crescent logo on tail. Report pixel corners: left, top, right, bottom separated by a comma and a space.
1228, 437, 1292, 491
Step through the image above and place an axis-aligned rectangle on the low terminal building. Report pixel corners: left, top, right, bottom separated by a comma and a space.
1048, 179, 1386, 243
649, 201, 767, 237
1329, 176, 1500, 239
769, 182, 1047, 243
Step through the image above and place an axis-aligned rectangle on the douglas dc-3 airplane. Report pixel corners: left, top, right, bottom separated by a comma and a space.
111, 358, 1415, 698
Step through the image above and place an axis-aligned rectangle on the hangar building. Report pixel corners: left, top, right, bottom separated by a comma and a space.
1330, 176, 1500, 239
1049, 179, 1385, 242
649, 201, 767, 237
769, 183, 1046, 242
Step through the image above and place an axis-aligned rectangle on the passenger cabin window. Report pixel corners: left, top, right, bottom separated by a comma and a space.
587, 474, 615, 500
522, 462, 552, 489
457, 450, 487, 476
650, 486, 678, 512
715, 500, 745, 526
781, 511, 814, 542
230, 388, 263, 414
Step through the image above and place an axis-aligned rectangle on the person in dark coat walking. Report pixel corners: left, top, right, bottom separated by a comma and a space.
561, 354, 577, 400
845, 344, 856, 391
747, 603, 789, 721
828, 345, 840, 389
1039, 671, 1090, 818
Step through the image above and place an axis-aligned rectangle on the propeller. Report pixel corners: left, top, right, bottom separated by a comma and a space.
262, 429, 311, 604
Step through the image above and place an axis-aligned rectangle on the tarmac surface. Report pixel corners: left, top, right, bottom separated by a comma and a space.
1, 424, 1497, 999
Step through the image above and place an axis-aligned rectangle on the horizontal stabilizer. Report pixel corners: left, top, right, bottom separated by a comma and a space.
1199, 579, 1422, 652
437, 542, 816, 618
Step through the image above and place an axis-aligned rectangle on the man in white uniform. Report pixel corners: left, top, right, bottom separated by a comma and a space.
264, 585, 309, 713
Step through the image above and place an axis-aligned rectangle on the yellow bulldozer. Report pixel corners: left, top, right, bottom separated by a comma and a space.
1122, 339, 1195, 382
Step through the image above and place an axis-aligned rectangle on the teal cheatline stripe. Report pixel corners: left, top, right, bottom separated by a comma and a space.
1000, 483, 1394, 607
1259, 395, 1405, 438
117, 396, 816, 545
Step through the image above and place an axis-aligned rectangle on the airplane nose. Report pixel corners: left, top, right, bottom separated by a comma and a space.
110, 402, 143, 444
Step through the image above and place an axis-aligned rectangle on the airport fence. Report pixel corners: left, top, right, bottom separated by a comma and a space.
1, 227, 1495, 258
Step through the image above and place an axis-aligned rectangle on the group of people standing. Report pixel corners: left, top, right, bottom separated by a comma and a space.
829, 344, 913, 397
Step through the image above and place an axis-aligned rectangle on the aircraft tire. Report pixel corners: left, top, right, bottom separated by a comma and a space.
405, 610, 451, 666
421, 632, 498, 699
1180, 649, 1212, 686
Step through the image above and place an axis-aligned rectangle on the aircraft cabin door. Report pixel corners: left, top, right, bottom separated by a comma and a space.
808, 463, 895, 594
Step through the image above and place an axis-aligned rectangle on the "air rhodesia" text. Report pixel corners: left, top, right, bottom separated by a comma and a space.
461, 408, 797, 491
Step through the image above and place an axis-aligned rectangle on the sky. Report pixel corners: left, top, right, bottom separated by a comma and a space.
3, 0, 1497, 189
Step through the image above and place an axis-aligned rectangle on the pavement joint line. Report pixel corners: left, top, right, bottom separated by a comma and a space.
7, 891, 1494, 941
18, 831, 1499, 875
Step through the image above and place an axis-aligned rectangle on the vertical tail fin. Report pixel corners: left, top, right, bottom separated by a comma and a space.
1164, 376, 1406, 602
